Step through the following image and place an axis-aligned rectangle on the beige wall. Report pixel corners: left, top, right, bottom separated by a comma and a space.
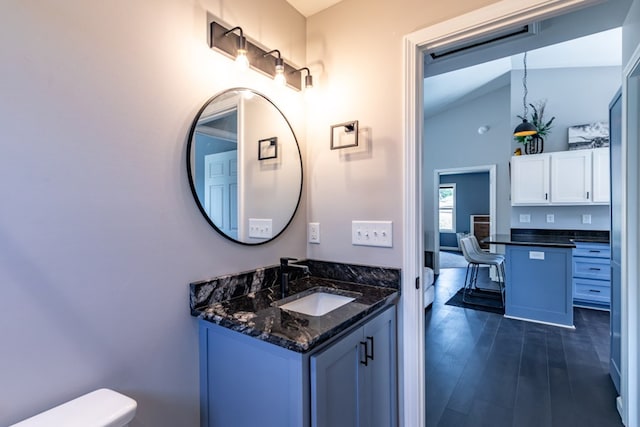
0, 0, 305, 425
305, 0, 499, 267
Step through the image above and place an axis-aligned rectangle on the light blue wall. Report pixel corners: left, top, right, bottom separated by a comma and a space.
439, 172, 490, 248
510, 66, 622, 154
424, 84, 511, 251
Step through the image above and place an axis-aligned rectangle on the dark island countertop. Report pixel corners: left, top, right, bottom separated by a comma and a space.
483, 229, 610, 248
192, 276, 399, 353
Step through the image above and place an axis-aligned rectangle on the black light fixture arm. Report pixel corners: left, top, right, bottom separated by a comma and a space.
293, 67, 313, 89
224, 26, 244, 39
264, 49, 282, 59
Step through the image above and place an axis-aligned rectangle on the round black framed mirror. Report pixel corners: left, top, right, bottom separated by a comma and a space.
186, 88, 303, 245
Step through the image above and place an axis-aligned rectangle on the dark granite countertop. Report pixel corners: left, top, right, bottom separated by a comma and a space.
483, 229, 610, 248
192, 275, 399, 353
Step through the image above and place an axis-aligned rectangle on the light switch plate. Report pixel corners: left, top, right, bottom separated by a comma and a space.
308, 222, 320, 244
529, 251, 545, 260
519, 214, 531, 223
352, 221, 393, 247
582, 214, 592, 224
248, 218, 273, 239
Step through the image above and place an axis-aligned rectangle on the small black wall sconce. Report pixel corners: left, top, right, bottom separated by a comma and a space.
209, 21, 312, 91
330, 121, 359, 150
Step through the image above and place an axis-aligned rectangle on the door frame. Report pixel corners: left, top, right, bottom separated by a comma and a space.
400, 1, 634, 426
432, 165, 497, 274
621, 39, 640, 426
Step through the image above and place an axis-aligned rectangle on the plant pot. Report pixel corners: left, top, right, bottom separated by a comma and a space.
524, 134, 544, 154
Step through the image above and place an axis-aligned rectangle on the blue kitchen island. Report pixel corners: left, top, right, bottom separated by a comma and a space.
485, 230, 609, 328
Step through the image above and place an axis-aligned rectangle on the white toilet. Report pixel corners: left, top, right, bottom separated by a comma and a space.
10, 388, 137, 427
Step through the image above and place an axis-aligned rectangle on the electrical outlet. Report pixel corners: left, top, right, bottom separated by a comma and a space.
546, 214, 555, 223
519, 214, 531, 223
352, 221, 393, 247
582, 214, 592, 224
308, 222, 320, 244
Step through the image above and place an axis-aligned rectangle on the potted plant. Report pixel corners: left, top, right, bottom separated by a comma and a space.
515, 100, 556, 154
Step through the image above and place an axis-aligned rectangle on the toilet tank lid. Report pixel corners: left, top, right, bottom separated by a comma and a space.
11, 388, 137, 427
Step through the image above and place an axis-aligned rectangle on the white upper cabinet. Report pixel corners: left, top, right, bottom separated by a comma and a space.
550, 150, 592, 204
592, 147, 610, 204
511, 148, 610, 206
511, 153, 550, 205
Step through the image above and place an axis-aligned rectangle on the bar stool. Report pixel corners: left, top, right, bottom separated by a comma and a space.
459, 236, 506, 308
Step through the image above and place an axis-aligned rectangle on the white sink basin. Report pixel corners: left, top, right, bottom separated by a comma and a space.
278, 292, 356, 316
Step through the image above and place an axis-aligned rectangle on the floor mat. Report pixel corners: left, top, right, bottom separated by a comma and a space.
445, 287, 504, 315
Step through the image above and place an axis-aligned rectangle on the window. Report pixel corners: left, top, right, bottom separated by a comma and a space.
439, 183, 456, 233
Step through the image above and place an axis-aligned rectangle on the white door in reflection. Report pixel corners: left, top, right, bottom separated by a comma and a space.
205, 151, 238, 239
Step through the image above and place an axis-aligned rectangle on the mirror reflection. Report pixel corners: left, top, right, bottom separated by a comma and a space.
187, 88, 303, 245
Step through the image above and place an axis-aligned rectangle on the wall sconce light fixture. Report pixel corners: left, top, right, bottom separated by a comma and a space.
223, 26, 249, 69
264, 50, 286, 86
293, 67, 313, 89
209, 21, 306, 91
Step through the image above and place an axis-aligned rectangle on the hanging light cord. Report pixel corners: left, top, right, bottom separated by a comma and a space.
522, 52, 529, 118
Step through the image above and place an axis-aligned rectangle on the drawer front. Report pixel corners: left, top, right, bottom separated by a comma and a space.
573, 257, 611, 280
573, 244, 610, 259
574, 278, 611, 304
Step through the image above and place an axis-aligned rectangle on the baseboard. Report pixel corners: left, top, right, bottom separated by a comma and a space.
439, 246, 460, 251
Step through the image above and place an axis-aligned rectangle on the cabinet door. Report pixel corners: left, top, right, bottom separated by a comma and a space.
362, 307, 397, 427
511, 154, 550, 205
311, 326, 365, 427
592, 147, 610, 203
550, 150, 592, 204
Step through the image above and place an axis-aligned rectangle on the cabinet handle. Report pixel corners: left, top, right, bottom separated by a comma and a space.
589, 289, 601, 293
366, 336, 374, 361
360, 341, 368, 366
588, 250, 601, 253
545, 193, 548, 200
589, 267, 601, 271
587, 191, 590, 200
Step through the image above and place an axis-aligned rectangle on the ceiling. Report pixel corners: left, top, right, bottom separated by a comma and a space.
285, 0, 344, 17
424, 27, 622, 117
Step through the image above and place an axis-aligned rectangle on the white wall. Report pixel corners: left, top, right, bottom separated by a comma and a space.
0, 1, 306, 425
423, 85, 512, 250
510, 66, 622, 153
304, 0, 499, 267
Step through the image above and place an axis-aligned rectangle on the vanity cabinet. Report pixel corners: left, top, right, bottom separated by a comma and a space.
311, 306, 396, 427
198, 305, 397, 427
511, 148, 610, 206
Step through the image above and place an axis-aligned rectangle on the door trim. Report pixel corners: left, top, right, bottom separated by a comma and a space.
401, 1, 606, 426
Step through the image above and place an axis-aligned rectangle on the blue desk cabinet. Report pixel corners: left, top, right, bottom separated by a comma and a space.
505, 245, 573, 327
199, 306, 396, 427
572, 242, 611, 310
311, 306, 396, 427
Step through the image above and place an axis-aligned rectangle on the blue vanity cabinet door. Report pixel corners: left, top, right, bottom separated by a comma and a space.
199, 320, 308, 427
310, 325, 364, 427
505, 245, 573, 327
310, 306, 397, 427
362, 306, 397, 427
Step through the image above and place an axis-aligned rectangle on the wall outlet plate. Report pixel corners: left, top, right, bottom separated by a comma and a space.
248, 218, 273, 239
546, 214, 555, 223
308, 222, 320, 244
519, 214, 531, 223
352, 221, 393, 247
582, 214, 592, 224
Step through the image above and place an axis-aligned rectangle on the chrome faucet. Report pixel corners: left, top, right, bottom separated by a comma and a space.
280, 257, 310, 298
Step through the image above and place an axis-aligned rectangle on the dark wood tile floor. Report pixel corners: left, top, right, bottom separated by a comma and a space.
426, 267, 623, 427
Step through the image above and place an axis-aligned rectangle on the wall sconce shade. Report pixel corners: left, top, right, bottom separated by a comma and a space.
209, 21, 303, 90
